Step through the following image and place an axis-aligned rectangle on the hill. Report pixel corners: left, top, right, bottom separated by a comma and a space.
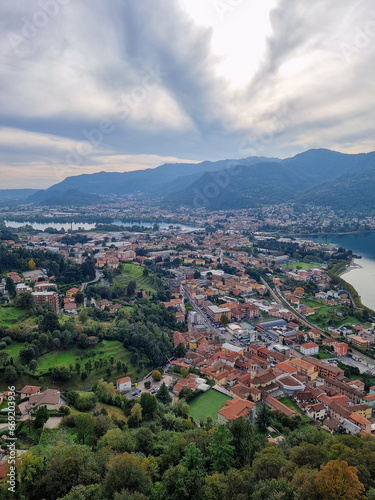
23, 149, 375, 212
164, 149, 375, 210
26, 156, 281, 203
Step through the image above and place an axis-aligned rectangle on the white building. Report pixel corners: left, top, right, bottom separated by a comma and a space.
116, 376, 132, 392
300, 342, 319, 356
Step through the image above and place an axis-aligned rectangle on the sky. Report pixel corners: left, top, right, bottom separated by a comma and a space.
1, 0, 375, 189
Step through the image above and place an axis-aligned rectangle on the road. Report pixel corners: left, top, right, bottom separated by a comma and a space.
182, 289, 217, 332
82, 270, 102, 307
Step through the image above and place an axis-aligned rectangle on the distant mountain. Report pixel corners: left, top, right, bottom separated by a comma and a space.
27, 156, 281, 204
163, 149, 375, 211
0, 189, 37, 204
301, 164, 375, 212
24, 149, 375, 212
29, 189, 96, 207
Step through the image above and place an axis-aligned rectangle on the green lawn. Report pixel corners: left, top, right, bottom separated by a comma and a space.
282, 262, 318, 270
4, 341, 24, 359
189, 389, 231, 422
35, 340, 129, 372
1, 340, 146, 391
0, 307, 26, 326
113, 263, 157, 295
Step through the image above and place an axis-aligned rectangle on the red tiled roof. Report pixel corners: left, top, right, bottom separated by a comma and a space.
218, 396, 255, 420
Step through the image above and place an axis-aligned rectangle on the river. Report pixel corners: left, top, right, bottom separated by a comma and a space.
303, 233, 375, 310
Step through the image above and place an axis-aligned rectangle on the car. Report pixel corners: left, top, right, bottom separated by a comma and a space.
131, 391, 138, 397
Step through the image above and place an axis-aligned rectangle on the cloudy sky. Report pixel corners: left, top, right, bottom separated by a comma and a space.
1, 0, 375, 188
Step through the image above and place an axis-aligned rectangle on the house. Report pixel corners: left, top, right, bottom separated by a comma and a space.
66, 287, 79, 298
289, 358, 318, 380
351, 336, 370, 350
300, 342, 319, 356
116, 376, 132, 392
334, 342, 348, 357
221, 343, 244, 355
349, 412, 372, 434
306, 403, 326, 421
28, 389, 64, 411
19, 385, 41, 400
218, 397, 256, 424
303, 356, 344, 380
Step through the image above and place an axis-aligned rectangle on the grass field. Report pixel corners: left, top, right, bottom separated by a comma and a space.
189, 389, 231, 422
1, 340, 146, 391
114, 263, 157, 294
4, 341, 24, 359
282, 262, 318, 270
0, 307, 26, 326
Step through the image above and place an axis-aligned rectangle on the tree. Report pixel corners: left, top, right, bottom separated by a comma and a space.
292, 466, 321, 500
230, 417, 266, 467
315, 460, 365, 500
51, 365, 71, 381
56, 484, 102, 499
75, 414, 94, 445
135, 427, 154, 455
102, 453, 151, 498
94, 414, 111, 437
180, 367, 189, 378
160, 444, 205, 500
252, 479, 296, 500
29, 359, 37, 373
290, 443, 327, 469
18, 453, 46, 499
15, 292, 34, 310
20, 344, 39, 365
256, 403, 272, 431
77, 333, 89, 348
140, 392, 157, 418
156, 382, 172, 404
34, 406, 48, 428
174, 342, 186, 358
252, 446, 287, 481
220, 315, 229, 327
126, 280, 137, 297
152, 370, 162, 381
40, 311, 60, 332
5, 277, 16, 297
28, 258, 36, 270
4, 365, 17, 384
208, 425, 235, 473
98, 428, 135, 453
129, 403, 142, 427
74, 291, 84, 306
79, 309, 88, 324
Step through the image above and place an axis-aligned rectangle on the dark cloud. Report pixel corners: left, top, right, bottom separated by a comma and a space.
0, 0, 374, 187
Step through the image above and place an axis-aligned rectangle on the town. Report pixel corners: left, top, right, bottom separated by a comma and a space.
1, 206, 375, 495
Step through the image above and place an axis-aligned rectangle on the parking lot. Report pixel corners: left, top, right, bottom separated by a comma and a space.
126, 373, 176, 399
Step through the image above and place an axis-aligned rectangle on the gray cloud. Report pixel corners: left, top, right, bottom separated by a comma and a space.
0, 0, 374, 187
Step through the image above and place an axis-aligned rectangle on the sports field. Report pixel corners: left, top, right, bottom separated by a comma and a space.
189, 389, 231, 422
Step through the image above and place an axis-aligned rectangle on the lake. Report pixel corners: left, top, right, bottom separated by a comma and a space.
5, 220, 201, 232
303, 233, 375, 310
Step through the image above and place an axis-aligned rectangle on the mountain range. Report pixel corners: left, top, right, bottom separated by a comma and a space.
3, 149, 374, 212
